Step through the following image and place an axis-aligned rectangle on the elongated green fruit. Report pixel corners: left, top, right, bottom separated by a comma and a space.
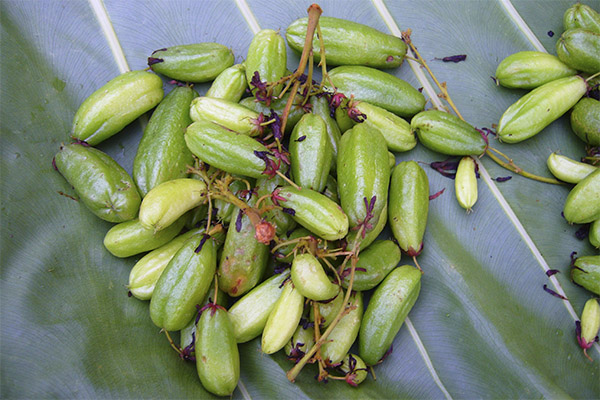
389, 161, 429, 257
291, 253, 339, 301
139, 178, 206, 231
329, 66, 425, 117
556, 29, 600, 73
578, 299, 600, 358
546, 152, 597, 184
285, 325, 315, 360
150, 233, 217, 331
195, 305, 239, 396
359, 265, 421, 365
190, 97, 261, 136
276, 186, 349, 241
205, 64, 247, 102
54, 143, 141, 223
133, 86, 196, 196
261, 280, 304, 354
185, 121, 273, 179
351, 101, 416, 152
455, 156, 478, 212
342, 240, 401, 291
127, 228, 201, 300
310, 290, 344, 329
494, 51, 577, 89
255, 171, 296, 236
411, 110, 486, 155
590, 219, 600, 249
339, 354, 368, 386
311, 95, 341, 172
564, 169, 600, 224
571, 97, 600, 146
213, 179, 247, 224
498, 76, 587, 143
245, 29, 287, 96
72, 71, 163, 145
149, 43, 234, 83
103, 216, 186, 258
335, 98, 355, 133
289, 114, 332, 192
322, 175, 340, 204
239, 93, 305, 133
337, 124, 390, 234
572, 255, 600, 295
286, 17, 406, 68
565, 3, 600, 33
321, 292, 363, 365
228, 273, 288, 343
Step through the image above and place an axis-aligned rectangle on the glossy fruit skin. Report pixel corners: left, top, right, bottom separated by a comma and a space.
335, 98, 355, 133
149, 43, 234, 82
321, 292, 363, 365
590, 219, 600, 249
291, 253, 339, 301
572, 255, 600, 295
261, 280, 304, 354
103, 216, 186, 258
388, 161, 429, 257
563, 169, 600, 224
72, 71, 164, 145
455, 156, 478, 212
189, 97, 261, 136
556, 28, 600, 73
564, 3, 600, 33
338, 354, 368, 385
139, 178, 206, 232
310, 290, 344, 329
255, 172, 296, 236
273, 227, 314, 263
212, 178, 247, 224
311, 95, 341, 171
498, 76, 587, 144
337, 124, 390, 234
411, 110, 486, 155
289, 114, 332, 192
54, 143, 141, 223
579, 299, 600, 349
133, 86, 196, 196
276, 186, 349, 241
185, 120, 273, 179
239, 93, 305, 134
494, 51, 576, 89
342, 240, 401, 291
345, 204, 388, 251
286, 17, 407, 68
571, 97, 600, 146
546, 152, 597, 184
205, 64, 248, 103
195, 306, 240, 397
359, 265, 421, 365
285, 325, 315, 359
228, 273, 288, 343
329, 65, 425, 117
245, 29, 287, 96
351, 102, 416, 152
150, 233, 217, 331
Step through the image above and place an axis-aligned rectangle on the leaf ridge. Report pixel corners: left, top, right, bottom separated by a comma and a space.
498, 0, 546, 52
235, 0, 261, 34
237, 378, 253, 400
87, 0, 130, 73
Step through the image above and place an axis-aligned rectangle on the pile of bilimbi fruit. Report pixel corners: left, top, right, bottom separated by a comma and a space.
53, 3, 599, 396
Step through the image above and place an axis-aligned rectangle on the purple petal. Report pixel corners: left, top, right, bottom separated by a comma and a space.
147, 57, 163, 66
429, 188, 445, 200
546, 269, 560, 277
436, 54, 467, 63
282, 207, 296, 216
543, 284, 568, 300
547, 30, 554, 37
235, 210, 243, 232
494, 176, 512, 182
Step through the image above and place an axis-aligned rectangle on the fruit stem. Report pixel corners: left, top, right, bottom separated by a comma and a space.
485, 148, 562, 185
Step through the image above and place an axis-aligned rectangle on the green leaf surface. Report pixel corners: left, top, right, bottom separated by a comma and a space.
1, 0, 599, 398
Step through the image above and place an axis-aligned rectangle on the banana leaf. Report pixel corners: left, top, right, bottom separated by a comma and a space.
1, 0, 598, 398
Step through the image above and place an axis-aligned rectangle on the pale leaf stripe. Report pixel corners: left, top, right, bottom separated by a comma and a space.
499, 0, 546, 52
235, 0, 262, 34
87, 0, 130, 73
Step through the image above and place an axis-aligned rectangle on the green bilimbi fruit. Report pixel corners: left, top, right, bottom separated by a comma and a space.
337, 124, 389, 235
498, 76, 587, 144
71, 71, 164, 145
286, 17, 407, 68
359, 265, 421, 365
213, 178, 247, 224
245, 29, 287, 96
139, 178, 206, 232
284, 325, 315, 360
218, 196, 270, 297
148, 43, 234, 83
205, 64, 248, 103
291, 253, 339, 301
564, 168, 600, 224
195, 304, 240, 397
53, 143, 141, 223
388, 161, 429, 257
334, 98, 355, 133
190, 97, 262, 137
133, 85, 196, 196
546, 152, 597, 184
273, 227, 314, 263
572, 255, 600, 295
494, 51, 577, 89
289, 114, 332, 192
339, 354, 368, 386
322, 175, 340, 204
321, 292, 363, 365
228, 273, 288, 343
342, 240, 401, 291
589, 219, 600, 249
578, 298, 600, 360
328, 66, 425, 117
455, 156, 478, 212
351, 101, 417, 152
571, 97, 600, 146
127, 228, 201, 300
556, 29, 600, 73
311, 95, 341, 171
564, 3, 600, 33
411, 110, 487, 155
150, 233, 217, 331
388, 152, 396, 170
239, 93, 305, 133
261, 280, 305, 354
185, 121, 274, 179
103, 215, 186, 258
276, 186, 349, 241
310, 290, 344, 329
255, 172, 296, 236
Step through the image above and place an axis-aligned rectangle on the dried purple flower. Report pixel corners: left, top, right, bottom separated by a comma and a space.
435, 54, 467, 63
151, 48, 167, 55
147, 57, 164, 66
52, 157, 58, 171
429, 188, 445, 200
546, 269, 560, 277
543, 284, 568, 300
547, 30, 554, 37
295, 135, 307, 142
194, 233, 210, 253
282, 207, 296, 216
268, 110, 283, 141
430, 158, 459, 179
494, 176, 512, 182
235, 210, 243, 232
575, 225, 589, 240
